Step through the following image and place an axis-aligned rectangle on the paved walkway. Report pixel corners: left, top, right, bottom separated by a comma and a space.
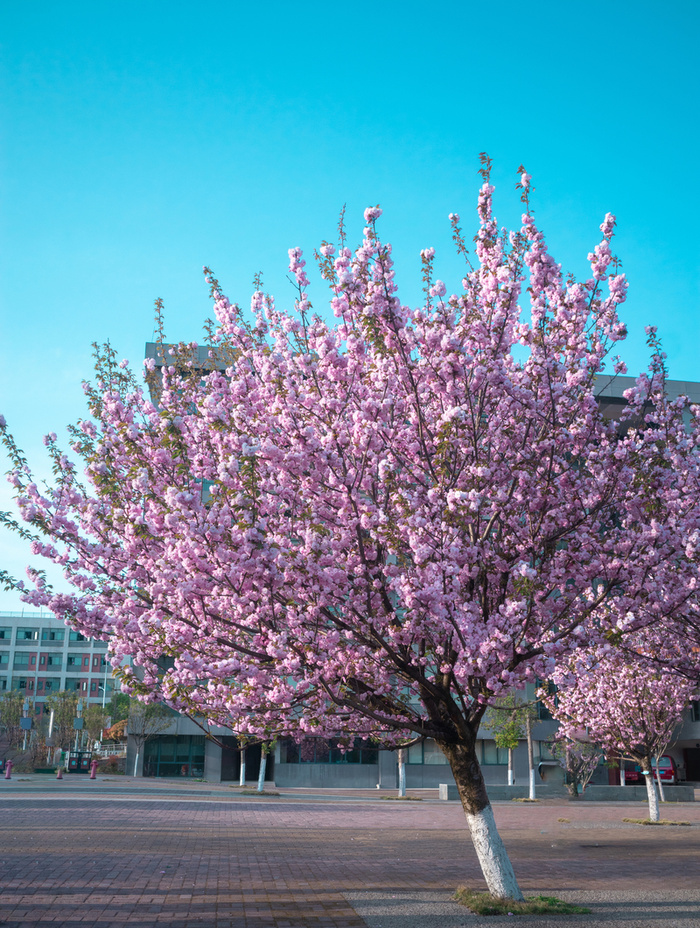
1, 777, 700, 926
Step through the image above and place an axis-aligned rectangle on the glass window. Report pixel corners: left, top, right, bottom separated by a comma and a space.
481, 740, 508, 765
13, 652, 31, 669
0, 652, 9, 667
407, 741, 423, 764
69, 630, 88, 643
330, 742, 361, 764
41, 628, 65, 642
46, 655, 62, 668
280, 738, 378, 764
16, 628, 39, 641
0, 627, 10, 640
423, 740, 449, 765
143, 735, 205, 777
691, 701, 700, 723
536, 679, 557, 720
158, 736, 177, 761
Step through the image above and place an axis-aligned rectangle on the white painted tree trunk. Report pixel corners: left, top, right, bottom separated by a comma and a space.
644, 772, 660, 822
654, 756, 666, 803
526, 716, 535, 800
465, 805, 525, 901
620, 760, 626, 786
133, 751, 140, 777
239, 748, 246, 786
441, 730, 524, 901
398, 748, 406, 797
507, 748, 514, 786
257, 750, 267, 793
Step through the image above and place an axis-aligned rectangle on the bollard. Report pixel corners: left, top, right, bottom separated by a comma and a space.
4, 761, 12, 780
56, 765, 63, 780
90, 760, 98, 779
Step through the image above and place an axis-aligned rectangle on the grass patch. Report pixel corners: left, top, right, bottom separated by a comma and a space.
228, 786, 281, 796
557, 817, 571, 823
382, 795, 423, 801
454, 887, 591, 916
622, 817, 691, 826
511, 797, 539, 802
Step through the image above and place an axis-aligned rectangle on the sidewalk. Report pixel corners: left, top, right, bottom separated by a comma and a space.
1, 778, 700, 926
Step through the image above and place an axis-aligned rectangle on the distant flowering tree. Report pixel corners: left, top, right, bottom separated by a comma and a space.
3, 156, 700, 900
549, 735, 601, 797
0, 691, 25, 751
549, 644, 696, 820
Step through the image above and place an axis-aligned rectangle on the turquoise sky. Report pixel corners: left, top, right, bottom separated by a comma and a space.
1, 1, 699, 607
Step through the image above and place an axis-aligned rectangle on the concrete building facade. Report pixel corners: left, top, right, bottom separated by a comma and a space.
0, 610, 114, 712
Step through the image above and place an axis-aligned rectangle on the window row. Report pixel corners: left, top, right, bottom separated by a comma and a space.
278, 738, 560, 767
0, 627, 91, 643
279, 738, 379, 765
5, 653, 106, 670
7, 677, 116, 695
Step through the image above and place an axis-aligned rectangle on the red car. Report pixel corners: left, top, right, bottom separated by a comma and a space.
623, 755, 677, 785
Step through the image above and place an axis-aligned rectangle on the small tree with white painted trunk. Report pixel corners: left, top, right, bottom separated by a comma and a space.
482, 693, 537, 790
549, 645, 695, 820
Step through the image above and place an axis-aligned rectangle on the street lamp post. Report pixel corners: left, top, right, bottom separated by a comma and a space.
21, 697, 31, 751
74, 698, 84, 751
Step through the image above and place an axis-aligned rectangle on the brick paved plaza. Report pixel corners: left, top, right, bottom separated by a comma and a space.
1, 782, 700, 927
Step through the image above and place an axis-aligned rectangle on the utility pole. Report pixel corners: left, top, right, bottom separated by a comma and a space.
21, 697, 31, 750
74, 698, 84, 751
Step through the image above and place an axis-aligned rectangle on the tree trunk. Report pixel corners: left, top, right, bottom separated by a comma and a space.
619, 758, 626, 786
440, 738, 524, 901
654, 755, 666, 803
257, 748, 267, 793
526, 716, 535, 800
643, 757, 659, 822
507, 747, 514, 786
397, 748, 406, 797
239, 747, 246, 786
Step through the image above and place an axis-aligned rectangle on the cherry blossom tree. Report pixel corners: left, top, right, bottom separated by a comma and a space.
3, 158, 700, 900
549, 734, 601, 797
549, 643, 696, 820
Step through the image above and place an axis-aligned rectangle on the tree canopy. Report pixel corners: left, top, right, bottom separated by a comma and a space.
3, 158, 699, 899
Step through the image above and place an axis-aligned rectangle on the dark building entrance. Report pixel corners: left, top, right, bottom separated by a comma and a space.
143, 735, 205, 777
684, 748, 700, 782
220, 737, 274, 783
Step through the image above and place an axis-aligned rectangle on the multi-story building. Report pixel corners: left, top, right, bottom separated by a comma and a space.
0, 610, 114, 713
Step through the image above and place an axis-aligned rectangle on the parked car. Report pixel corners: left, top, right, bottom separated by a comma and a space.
623, 755, 677, 785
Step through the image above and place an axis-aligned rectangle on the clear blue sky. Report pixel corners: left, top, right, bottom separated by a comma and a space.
1, 0, 698, 608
